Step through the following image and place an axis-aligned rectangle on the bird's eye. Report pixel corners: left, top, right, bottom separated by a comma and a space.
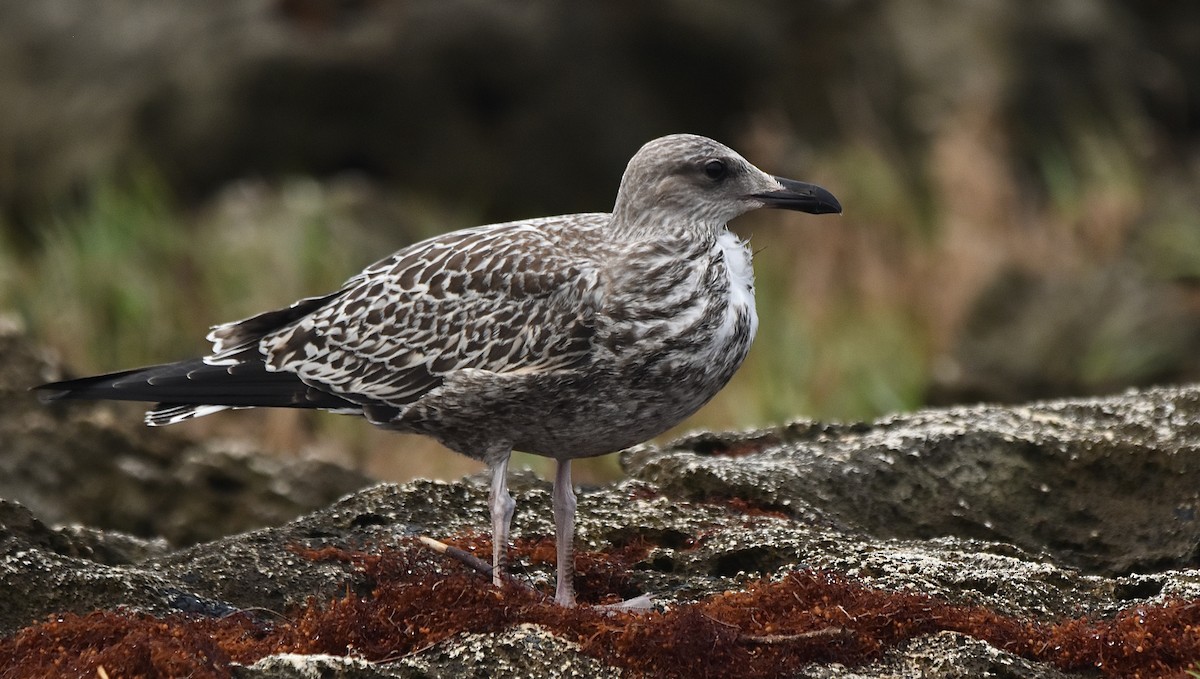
703, 159, 727, 181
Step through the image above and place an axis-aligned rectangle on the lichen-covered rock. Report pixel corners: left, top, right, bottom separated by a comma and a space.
799, 631, 1075, 679
4, 319, 1200, 676
387, 625, 622, 679
235, 626, 622, 679
233, 654, 408, 679
3, 463, 1200, 676
623, 386, 1200, 575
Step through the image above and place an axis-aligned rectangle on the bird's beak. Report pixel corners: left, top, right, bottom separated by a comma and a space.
752, 176, 842, 215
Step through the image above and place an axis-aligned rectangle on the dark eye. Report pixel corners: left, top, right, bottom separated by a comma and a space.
703, 159, 727, 181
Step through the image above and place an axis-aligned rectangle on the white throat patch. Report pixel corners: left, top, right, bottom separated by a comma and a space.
716, 229, 759, 343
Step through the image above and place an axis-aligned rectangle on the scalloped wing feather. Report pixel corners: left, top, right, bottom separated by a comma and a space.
255, 218, 606, 406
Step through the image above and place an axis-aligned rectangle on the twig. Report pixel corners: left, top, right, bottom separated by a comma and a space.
698, 611, 741, 629
418, 536, 546, 599
740, 627, 849, 644
419, 536, 494, 576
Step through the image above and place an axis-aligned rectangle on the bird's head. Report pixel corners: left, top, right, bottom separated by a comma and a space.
611, 133, 841, 238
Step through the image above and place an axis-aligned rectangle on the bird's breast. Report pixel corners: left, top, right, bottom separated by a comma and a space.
597, 230, 758, 408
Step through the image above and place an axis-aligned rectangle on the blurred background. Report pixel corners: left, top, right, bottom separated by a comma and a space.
1, 0, 1198, 484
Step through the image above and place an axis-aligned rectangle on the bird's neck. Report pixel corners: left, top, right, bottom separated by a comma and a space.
607, 204, 721, 244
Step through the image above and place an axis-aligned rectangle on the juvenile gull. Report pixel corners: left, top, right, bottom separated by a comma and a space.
36, 134, 841, 606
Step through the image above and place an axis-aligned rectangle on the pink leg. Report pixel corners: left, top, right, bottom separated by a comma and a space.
488, 454, 515, 587
552, 458, 577, 607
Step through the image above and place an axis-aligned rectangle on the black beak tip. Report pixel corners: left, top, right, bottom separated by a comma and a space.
754, 176, 842, 216
809, 187, 842, 215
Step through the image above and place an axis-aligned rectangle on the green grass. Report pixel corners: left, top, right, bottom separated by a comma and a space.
3, 173, 189, 366
741, 241, 929, 423
2, 174, 384, 371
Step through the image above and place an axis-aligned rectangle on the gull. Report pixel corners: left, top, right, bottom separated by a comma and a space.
36, 134, 841, 606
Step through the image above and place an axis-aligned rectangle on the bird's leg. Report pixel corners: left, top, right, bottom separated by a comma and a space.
487, 453, 516, 588
552, 458, 578, 607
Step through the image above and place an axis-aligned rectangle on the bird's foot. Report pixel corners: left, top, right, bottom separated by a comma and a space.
596, 593, 656, 612
421, 536, 655, 611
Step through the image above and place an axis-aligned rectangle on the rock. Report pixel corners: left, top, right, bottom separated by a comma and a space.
234, 653, 406, 679
800, 632, 1075, 679
236, 626, 620, 679
239, 631, 1076, 679
0, 499, 169, 566
623, 385, 1200, 576
0, 499, 229, 632
4, 317, 1200, 675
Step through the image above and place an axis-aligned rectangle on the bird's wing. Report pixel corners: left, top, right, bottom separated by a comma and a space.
216, 219, 606, 406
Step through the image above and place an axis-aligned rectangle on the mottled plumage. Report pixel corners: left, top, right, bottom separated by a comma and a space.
36, 134, 841, 606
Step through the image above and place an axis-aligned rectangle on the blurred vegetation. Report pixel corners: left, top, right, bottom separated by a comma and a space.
1, 0, 1198, 482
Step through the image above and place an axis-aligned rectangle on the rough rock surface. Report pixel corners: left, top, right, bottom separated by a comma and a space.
624, 387, 1200, 576
3, 322, 1200, 676
233, 626, 623, 679
800, 632, 1076, 679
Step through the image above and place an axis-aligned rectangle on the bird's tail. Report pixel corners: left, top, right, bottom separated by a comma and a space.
35, 358, 361, 426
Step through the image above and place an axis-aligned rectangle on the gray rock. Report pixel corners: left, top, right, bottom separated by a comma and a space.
623, 385, 1200, 575
0, 499, 232, 629
4, 320, 1200, 676
799, 632, 1074, 679
0, 461, 1194, 676
235, 626, 621, 679
388, 625, 621, 679
234, 653, 411, 679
